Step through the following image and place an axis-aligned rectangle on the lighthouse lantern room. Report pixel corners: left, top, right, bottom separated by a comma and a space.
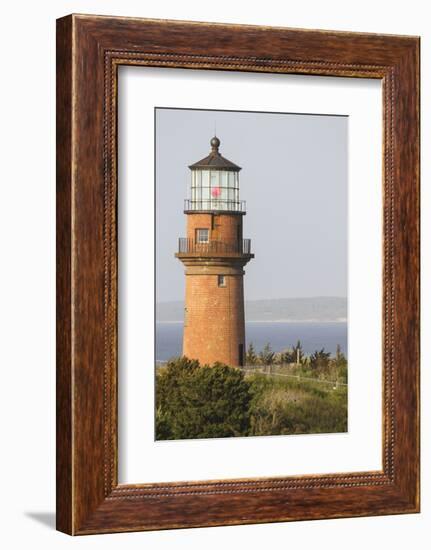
187, 136, 242, 212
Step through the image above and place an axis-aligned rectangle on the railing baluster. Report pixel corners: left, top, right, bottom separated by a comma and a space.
178, 237, 251, 255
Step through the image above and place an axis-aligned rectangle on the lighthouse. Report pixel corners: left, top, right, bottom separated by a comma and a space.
175, 136, 254, 367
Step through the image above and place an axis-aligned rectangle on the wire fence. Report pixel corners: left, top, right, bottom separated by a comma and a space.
156, 361, 347, 388
240, 366, 348, 388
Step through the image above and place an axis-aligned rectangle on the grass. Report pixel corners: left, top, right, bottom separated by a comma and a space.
247, 373, 347, 436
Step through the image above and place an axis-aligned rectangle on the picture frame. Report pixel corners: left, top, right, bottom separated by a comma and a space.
56, 14, 420, 535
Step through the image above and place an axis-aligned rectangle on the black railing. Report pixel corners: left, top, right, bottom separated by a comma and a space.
184, 199, 246, 212
178, 238, 252, 255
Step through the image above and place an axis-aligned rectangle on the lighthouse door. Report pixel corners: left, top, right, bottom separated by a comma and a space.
238, 344, 244, 366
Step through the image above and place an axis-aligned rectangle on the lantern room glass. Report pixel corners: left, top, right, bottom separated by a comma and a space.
190, 169, 240, 211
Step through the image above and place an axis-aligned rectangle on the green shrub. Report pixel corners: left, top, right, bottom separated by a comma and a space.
156, 357, 252, 440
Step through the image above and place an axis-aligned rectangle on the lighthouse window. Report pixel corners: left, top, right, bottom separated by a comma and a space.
218, 275, 226, 287
196, 228, 209, 243
210, 171, 218, 186
228, 172, 235, 188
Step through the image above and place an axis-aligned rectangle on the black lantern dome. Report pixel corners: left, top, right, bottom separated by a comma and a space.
189, 136, 242, 171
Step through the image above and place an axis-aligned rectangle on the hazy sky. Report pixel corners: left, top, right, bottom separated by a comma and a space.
155, 108, 347, 303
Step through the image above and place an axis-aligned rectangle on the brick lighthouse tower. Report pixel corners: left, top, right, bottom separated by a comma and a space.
175, 136, 254, 367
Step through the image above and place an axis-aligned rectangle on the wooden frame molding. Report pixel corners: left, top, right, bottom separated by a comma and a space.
56, 14, 420, 535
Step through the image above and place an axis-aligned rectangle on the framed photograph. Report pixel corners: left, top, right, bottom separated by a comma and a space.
56, 14, 420, 534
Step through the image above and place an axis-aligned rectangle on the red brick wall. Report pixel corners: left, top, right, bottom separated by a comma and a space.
183, 271, 245, 367
213, 213, 243, 244
186, 212, 243, 245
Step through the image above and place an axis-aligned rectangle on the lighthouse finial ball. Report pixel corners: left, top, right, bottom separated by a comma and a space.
210, 136, 220, 151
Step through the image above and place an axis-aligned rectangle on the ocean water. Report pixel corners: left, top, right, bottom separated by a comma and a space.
156, 321, 348, 362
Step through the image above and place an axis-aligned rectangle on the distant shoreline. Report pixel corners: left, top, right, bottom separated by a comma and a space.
156, 297, 347, 324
